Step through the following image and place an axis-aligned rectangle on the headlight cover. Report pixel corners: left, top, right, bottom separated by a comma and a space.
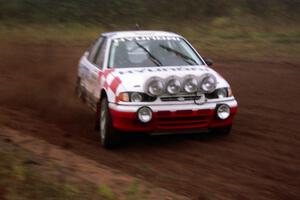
131, 92, 143, 102
183, 75, 198, 93
145, 77, 164, 96
117, 92, 156, 102
216, 88, 228, 98
200, 74, 217, 93
166, 76, 181, 95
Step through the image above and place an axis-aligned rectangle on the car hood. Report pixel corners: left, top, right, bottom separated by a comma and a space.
109, 65, 229, 93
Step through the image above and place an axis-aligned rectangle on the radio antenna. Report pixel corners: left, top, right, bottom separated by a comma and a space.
135, 23, 140, 30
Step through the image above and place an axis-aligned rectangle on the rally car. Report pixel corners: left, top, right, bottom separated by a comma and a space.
76, 31, 238, 148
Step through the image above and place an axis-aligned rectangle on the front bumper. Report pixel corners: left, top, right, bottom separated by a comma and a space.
109, 99, 238, 134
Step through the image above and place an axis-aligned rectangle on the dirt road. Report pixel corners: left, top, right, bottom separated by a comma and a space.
0, 42, 299, 199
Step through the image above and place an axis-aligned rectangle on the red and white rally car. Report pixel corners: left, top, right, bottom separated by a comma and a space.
76, 31, 238, 148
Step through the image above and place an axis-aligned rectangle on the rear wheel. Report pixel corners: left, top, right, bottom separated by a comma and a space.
100, 98, 121, 148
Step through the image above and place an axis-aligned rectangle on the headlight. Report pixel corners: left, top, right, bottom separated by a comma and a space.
166, 76, 181, 95
216, 88, 228, 98
131, 92, 143, 102
183, 75, 198, 93
145, 77, 164, 96
216, 104, 230, 120
200, 74, 217, 93
137, 107, 152, 123
117, 92, 156, 102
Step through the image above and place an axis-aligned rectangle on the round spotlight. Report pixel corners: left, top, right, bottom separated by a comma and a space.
166, 77, 181, 94
200, 74, 217, 93
145, 77, 164, 96
137, 107, 153, 123
183, 75, 198, 93
217, 104, 231, 120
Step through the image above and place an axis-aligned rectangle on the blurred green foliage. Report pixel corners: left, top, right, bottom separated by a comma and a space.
0, 0, 299, 26
0, 0, 299, 62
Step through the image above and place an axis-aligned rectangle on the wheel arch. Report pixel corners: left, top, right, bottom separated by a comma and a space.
95, 89, 108, 131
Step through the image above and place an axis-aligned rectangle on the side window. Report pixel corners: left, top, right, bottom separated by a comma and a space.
87, 37, 103, 62
94, 38, 107, 69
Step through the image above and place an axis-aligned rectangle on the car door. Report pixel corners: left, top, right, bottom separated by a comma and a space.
79, 37, 104, 97
92, 38, 108, 102
81, 37, 108, 104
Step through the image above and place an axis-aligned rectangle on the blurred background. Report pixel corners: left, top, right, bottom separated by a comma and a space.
0, 0, 299, 60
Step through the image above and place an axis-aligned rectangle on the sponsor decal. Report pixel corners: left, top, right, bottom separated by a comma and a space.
117, 66, 208, 75
177, 97, 185, 101
113, 36, 181, 43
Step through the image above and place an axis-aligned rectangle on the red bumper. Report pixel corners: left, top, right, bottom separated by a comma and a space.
109, 107, 237, 133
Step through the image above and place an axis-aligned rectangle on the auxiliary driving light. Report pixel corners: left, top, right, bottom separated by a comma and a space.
166, 77, 181, 94
216, 104, 231, 120
200, 74, 217, 93
137, 107, 153, 123
145, 77, 164, 96
183, 75, 198, 93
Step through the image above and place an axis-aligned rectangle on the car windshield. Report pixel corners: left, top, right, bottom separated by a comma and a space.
108, 37, 204, 68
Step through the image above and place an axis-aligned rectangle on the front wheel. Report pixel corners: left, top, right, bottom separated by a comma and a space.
99, 98, 121, 148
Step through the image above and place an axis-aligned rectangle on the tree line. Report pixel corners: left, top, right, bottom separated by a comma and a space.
0, 0, 299, 25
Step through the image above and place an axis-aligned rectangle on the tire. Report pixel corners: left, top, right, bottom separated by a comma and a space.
212, 125, 232, 136
95, 102, 101, 131
99, 97, 121, 148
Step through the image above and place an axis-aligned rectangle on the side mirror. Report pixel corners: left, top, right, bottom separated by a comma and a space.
84, 51, 89, 57
204, 58, 213, 66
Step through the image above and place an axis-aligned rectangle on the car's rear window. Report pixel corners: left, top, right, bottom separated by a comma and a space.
108, 36, 204, 68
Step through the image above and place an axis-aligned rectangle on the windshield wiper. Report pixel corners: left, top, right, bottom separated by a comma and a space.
159, 44, 198, 65
134, 41, 162, 66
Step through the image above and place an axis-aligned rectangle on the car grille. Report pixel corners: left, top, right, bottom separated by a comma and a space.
155, 109, 214, 130
160, 96, 195, 102
160, 94, 218, 102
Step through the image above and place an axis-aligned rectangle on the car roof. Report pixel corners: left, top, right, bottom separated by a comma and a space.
101, 30, 182, 39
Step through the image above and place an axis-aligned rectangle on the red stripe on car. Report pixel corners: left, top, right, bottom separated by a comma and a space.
110, 77, 122, 94
103, 69, 114, 78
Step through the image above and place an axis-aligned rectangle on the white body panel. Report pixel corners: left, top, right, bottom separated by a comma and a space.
109, 66, 229, 94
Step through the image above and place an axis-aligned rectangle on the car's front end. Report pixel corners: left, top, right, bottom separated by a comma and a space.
106, 66, 237, 134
